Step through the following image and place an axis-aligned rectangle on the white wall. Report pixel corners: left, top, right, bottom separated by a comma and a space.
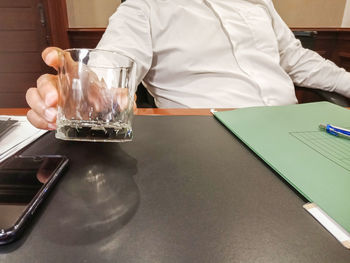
66, 0, 350, 28
273, 0, 347, 28
342, 0, 350, 27
66, 0, 121, 28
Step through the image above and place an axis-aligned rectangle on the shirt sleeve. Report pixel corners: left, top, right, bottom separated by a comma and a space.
96, 0, 153, 85
265, 0, 350, 98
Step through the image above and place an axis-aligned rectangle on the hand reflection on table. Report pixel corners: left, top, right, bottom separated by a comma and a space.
41, 142, 140, 246
36, 159, 53, 184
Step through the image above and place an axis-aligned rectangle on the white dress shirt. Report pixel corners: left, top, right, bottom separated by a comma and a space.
97, 0, 350, 108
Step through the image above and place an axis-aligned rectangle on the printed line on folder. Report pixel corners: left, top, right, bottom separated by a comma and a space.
290, 131, 350, 172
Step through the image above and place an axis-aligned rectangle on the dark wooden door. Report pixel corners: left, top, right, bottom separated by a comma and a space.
0, 0, 49, 107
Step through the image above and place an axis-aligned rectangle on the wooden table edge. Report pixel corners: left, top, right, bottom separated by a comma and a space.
0, 108, 234, 116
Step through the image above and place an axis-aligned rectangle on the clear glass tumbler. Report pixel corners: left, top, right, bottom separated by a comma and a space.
55, 49, 136, 142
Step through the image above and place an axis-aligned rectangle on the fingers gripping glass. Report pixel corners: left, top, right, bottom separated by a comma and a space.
56, 49, 137, 142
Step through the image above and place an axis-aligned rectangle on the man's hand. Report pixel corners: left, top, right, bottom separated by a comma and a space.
26, 47, 61, 130
26, 47, 137, 130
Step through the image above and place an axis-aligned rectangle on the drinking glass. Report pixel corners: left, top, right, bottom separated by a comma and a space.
55, 49, 136, 142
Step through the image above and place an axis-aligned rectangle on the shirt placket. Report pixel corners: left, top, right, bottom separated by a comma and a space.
203, 0, 273, 105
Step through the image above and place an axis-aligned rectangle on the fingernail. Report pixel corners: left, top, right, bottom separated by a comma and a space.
47, 123, 57, 130
44, 107, 57, 122
45, 92, 57, 106
44, 51, 57, 65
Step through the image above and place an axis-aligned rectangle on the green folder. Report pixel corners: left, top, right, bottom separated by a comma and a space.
214, 102, 350, 233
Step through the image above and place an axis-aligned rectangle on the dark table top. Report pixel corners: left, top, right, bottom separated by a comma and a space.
0, 115, 349, 262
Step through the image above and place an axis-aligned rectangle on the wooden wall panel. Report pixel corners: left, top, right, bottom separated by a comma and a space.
0, 8, 36, 30
0, 0, 31, 7
0, 73, 40, 93
68, 29, 104, 48
0, 94, 27, 108
0, 0, 49, 108
44, 0, 69, 49
0, 53, 42, 73
0, 31, 40, 52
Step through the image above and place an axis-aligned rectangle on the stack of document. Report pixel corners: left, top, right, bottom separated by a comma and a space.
0, 115, 47, 163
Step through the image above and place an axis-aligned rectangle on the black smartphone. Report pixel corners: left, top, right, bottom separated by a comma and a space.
0, 155, 69, 245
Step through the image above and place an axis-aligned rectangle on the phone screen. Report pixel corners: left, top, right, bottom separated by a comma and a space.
0, 155, 67, 231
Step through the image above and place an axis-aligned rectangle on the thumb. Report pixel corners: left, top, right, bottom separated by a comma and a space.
42, 47, 63, 71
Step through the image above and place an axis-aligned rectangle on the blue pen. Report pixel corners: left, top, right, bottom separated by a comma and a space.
319, 124, 350, 140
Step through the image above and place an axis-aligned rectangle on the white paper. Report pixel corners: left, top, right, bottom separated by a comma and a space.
0, 115, 47, 163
